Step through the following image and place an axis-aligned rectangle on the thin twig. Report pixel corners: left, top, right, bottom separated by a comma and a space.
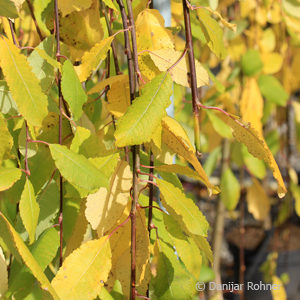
54, 0, 64, 267
182, 0, 202, 152
26, 0, 44, 40
8, 19, 18, 46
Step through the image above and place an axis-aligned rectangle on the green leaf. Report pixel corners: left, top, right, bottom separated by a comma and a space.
62, 60, 87, 120
258, 74, 289, 106
0, 80, 18, 115
207, 110, 232, 138
115, 72, 172, 147
0, 0, 18, 18
19, 178, 40, 244
203, 146, 221, 177
241, 49, 263, 76
0, 37, 48, 127
49, 144, 109, 191
51, 236, 112, 300
197, 8, 227, 59
220, 168, 240, 210
7, 228, 59, 298
151, 240, 194, 300
0, 212, 60, 299
157, 178, 209, 236
0, 167, 22, 191
0, 113, 13, 164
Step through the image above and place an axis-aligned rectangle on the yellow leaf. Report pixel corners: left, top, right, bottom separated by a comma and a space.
107, 80, 131, 118
240, 78, 263, 135
0, 37, 48, 127
87, 74, 128, 95
59, 0, 104, 61
59, 0, 93, 17
228, 36, 247, 61
64, 199, 88, 258
136, 9, 174, 51
205, 7, 237, 31
0, 247, 8, 298
262, 52, 283, 74
271, 276, 287, 300
259, 28, 276, 53
217, 112, 287, 198
107, 209, 150, 297
0, 114, 13, 164
52, 236, 111, 300
85, 160, 132, 236
149, 49, 209, 88
290, 183, 300, 217
161, 116, 215, 195
247, 178, 270, 221
76, 35, 114, 82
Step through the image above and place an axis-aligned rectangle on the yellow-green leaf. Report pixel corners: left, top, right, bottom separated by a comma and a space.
0, 167, 22, 191
115, 72, 172, 147
86, 160, 131, 235
62, 60, 87, 120
290, 182, 300, 217
19, 178, 40, 244
221, 167, 240, 210
197, 8, 227, 59
0, 247, 8, 298
52, 236, 112, 300
157, 178, 209, 237
161, 116, 215, 195
0, 0, 18, 18
0, 212, 59, 299
247, 178, 270, 220
149, 49, 209, 88
0, 114, 13, 164
218, 112, 287, 197
76, 36, 114, 82
58, 0, 93, 17
0, 37, 48, 127
271, 276, 287, 300
49, 144, 109, 191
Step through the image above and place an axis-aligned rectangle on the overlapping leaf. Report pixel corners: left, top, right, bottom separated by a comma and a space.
0, 37, 48, 127
0, 167, 22, 191
115, 72, 172, 147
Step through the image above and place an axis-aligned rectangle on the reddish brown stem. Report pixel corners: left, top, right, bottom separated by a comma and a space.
182, 0, 201, 152
148, 152, 154, 233
8, 19, 19, 46
26, 0, 44, 40
24, 122, 30, 176
54, 0, 64, 267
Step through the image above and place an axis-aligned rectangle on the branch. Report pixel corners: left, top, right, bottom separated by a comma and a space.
182, 0, 201, 152
26, 0, 44, 40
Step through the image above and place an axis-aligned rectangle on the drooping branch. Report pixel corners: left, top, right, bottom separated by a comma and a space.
182, 0, 201, 153
147, 152, 155, 233
54, 0, 64, 267
26, 0, 44, 40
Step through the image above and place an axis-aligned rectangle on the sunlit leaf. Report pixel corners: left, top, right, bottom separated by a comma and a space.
0, 167, 22, 192
58, 0, 93, 17
0, 247, 7, 298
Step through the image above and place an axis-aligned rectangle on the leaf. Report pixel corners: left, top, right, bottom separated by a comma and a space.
161, 116, 215, 195
0, 80, 18, 115
290, 182, 300, 217
203, 146, 221, 177
0, 37, 48, 127
87, 74, 128, 95
282, 0, 300, 19
197, 8, 227, 59
49, 144, 109, 191
135, 9, 174, 51
58, 0, 93, 17
261, 52, 283, 75
114, 72, 172, 147
19, 178, 40, 245
7, 227, 59, 298
0, 212, 59, 299
76, 35, 114, 82
271, 276, 287, 300
220, 168, 240, 210
62, 60, 87, 120
0, 247, 8, 298
149, 49, 209, 88
241, 49, 263, 76
151, 240, 194, 300
51, 236, 112, 300
155, 164, 220, 194
0, 113, 13, 163
163, 213, 202, 280
0, 0, 18, 18
258, 74, 289, 106
247, 178, 270, 220
240, 77, 264, 135
157, 178, 209, 237
0, 167, 22, 191
70, 126, 91, 153
86, 160, 131, 235
217, 112, 287, 198
207, 110, 232, 138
